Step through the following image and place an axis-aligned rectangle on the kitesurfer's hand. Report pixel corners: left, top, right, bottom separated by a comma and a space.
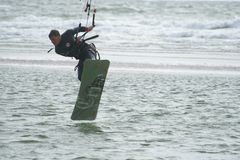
86, 26, 94, 32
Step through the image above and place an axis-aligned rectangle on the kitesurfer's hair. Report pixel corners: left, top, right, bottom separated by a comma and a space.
49, 30, 60, 38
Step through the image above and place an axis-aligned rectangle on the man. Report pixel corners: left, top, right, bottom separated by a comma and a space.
49, 25, 97, 81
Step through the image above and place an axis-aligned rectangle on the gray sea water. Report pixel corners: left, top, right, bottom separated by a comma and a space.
0, 66, 240, 160
1, 0, 240, 159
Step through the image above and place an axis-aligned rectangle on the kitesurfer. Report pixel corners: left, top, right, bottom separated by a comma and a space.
48, 25, 97, 81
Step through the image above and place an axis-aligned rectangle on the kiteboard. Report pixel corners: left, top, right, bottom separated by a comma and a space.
71, 59, 110, 120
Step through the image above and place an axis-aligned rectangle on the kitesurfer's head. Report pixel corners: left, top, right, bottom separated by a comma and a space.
49, 30, 61, 46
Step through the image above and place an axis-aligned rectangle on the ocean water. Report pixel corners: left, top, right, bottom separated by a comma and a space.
0, 0, 240, 159
1, 66, 240, 160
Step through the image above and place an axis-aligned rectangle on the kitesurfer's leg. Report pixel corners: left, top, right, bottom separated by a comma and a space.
82, 43, 97, 60
88, 44, 97, 60
77, 60, 84, 81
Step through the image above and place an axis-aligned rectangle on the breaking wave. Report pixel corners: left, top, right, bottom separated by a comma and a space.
185, 19, 240, 30
1, 58, 240, 73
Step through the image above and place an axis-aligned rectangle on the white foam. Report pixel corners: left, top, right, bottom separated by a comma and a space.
0, 0, 240, 74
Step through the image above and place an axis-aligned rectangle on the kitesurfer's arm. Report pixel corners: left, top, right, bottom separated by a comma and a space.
72, 26, 94, 34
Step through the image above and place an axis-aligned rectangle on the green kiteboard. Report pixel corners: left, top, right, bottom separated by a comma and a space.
71, 59, 110, 120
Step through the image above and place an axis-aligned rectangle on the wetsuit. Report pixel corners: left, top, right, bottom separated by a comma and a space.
55, 27, 96, 81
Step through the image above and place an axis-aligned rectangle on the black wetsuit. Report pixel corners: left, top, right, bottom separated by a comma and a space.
55, 27, 96, 81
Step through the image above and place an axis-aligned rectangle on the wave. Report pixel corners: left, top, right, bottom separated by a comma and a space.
158, 19, 240, 40
1, 0, 240, 55
186, 19, 240, 30
1, 58, 240, 73
98, 4, 144, 14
